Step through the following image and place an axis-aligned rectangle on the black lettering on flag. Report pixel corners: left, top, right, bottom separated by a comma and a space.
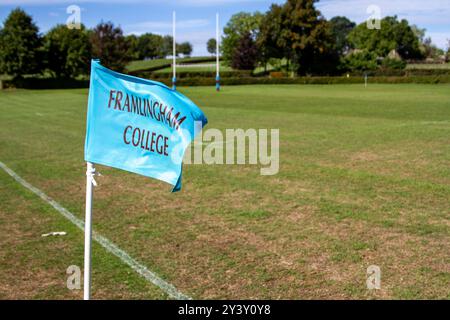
108, 90, 116, 108
124, 94, 130, 112
108, 89, 186, 131
115, 91, 123, 110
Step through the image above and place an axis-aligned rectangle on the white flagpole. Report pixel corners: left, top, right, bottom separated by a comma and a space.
83, 161, 95, 300
216, 12, 220, 92
172, 11, 176, 90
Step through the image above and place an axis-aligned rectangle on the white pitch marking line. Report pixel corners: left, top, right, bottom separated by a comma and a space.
0, 160, 191, 300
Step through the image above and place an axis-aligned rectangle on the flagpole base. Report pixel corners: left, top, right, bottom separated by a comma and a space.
172, 77, 177, 91
215, 75, 220, 92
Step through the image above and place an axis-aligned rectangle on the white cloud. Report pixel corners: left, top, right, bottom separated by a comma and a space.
127, 19, 210, 31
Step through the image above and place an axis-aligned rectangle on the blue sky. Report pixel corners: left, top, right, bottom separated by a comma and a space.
0, 0, 449, 56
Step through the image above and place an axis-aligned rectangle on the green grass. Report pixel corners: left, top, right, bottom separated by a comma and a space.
0, 84, 449, 299
126, 58, 172, 72
126, 56, 216, 72
254, 58, 290, 74
155, 62, 233, 74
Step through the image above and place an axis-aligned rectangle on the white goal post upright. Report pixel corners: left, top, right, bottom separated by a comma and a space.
216, 12, 220, 92
172, 11, 177, 90
171, 11, 220, 91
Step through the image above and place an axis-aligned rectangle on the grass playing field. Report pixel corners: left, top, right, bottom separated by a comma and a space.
0, 84, 449, 299
155, 62, 232, 74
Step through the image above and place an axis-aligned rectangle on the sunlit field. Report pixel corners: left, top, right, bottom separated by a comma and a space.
0, 84, 449, 299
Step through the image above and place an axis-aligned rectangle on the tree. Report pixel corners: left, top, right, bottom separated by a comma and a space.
231, 31, 258, 70
125, 34, 140, 60
329, 16, 356, 55
418, 37, 444, 60
135, 33, 164, 60
222, 12, 263, 64
394, 18, 424, 59
161, 35, 174, 57
447, 39, 450, 62
348, 16, 423, 60
90, 22, 131, 72
177, 42, 193, 57
278, 0, 339, 75
411, 25, 426, 44
43, 24, 91, 77
207, 38, 217, 55
257, 4, 285, 71
0, 8, 42, 76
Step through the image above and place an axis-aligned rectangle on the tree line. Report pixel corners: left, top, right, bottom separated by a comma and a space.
0, 8, 193, 78
219, 0, 449, 74
1, 1, 449, 79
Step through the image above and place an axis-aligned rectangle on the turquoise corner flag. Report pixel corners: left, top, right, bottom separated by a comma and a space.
84, 60, 207, 192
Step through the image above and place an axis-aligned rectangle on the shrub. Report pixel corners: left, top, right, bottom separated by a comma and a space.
340, 50, 379, 72
381, 58, 407, 70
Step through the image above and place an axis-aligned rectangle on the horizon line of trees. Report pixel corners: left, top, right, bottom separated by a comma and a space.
0, 7, 193, 78
1, 2, 449, 79
220, 0, 449, 74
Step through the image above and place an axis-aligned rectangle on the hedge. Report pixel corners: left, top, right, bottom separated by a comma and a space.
352, 68, 450, 77
130, 69, 251, 79
1, 77, 89, 89
3, 75, 450, 89
149, 70, 252, 79
156, 75, 450, 86
151, 68, 450, 80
